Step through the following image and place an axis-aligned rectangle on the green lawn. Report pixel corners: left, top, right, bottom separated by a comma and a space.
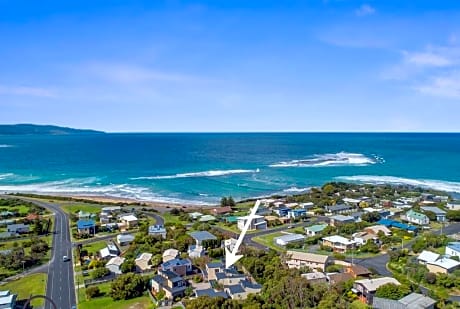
1, 273, 47, 307
61, 203, 103, 215
78, 282, 153, 309
252, 232, 286, 252
161, 212, 187, 225
83, 240, 109, 255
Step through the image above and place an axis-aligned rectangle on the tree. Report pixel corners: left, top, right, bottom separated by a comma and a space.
375, 283, 410, 300
220, 197, 228, 206
110, 273, 145, 300
361, 212, 381, 223
423, 211, 436, 221
447, 210, 460, 221
227, 196, 235, 206
91, 267, 110, 279
120, 259, 136, 273
425, 272, 437, 284
86, 286, 100, 299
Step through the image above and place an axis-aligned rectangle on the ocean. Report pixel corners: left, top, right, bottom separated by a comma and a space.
0, 133, 459, 205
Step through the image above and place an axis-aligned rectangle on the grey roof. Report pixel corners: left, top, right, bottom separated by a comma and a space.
421, 206, 447, 215
206, 262, 224, 269
330, 215, 354, 221
195, 288, 228, 298
188, 231, 217, 242
373, 297, 405, 309
241, 280, 262, 290
327, 204, 352, 212
399, 293, 437, 309
226, 284, 245, 294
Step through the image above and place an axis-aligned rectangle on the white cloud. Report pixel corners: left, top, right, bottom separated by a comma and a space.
416, 73, 460, 99
355, 4, 375, 17
0, 85, 56, 97
404, 51, 452, 67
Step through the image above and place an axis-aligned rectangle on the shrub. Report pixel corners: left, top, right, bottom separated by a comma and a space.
86, 286, 100, 299
91, 267, 110, 279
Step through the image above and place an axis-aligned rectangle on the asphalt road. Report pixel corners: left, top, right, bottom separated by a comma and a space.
19, 198, 76, 309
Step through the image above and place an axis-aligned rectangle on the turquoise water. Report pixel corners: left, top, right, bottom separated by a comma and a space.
0, 133, 459, 205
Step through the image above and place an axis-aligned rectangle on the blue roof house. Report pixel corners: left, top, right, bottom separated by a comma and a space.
77, 220, 96, 235
287, 209, 307, 220
446, 242, 460, 258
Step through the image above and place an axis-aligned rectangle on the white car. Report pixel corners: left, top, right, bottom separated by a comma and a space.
62, 255, 70, 262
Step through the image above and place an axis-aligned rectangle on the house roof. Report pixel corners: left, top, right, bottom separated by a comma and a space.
447, 242, 460, 253
195, 288, 229, 298
355, 277, 400, 292
417, 250, 440, 263
198, 215, 217, 222
406, 210, 428, 220
206, 262, 224, 269
348, 264, 371, 276
161, 258, 191, 269
301, 272, 327, 280
286, 251, 329, 264
116, 233, 135, 242
274, 233, 305, 243
377, 219, 418, 231
427, 258, 460, 270
323, 235, 355, 245
76, 220, 95, 229
0, 293, 16, 306
330, 215, 354, 221
189, 212, 203, 218
238, 215, 264, 220
120, 214, 138, 222
327, 204, 352, 212
372, 297, 406, 309
189, 231, 217, 242
211, 206, 233, 214
107, 256, 125, 267
226, 284, 245, 294
365, 225, 392, 235
327, 272, 353, 285
100, 247, 117, 259
420, 206, 447, 215
289, 208, 306, 213
399, 292, 437, 309
148, 225, 166, 233
306, 224, 328, 233
136, 252, 153, 262
163, 248, 179, 258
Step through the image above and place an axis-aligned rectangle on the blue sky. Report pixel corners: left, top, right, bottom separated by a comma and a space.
1, 0, 460, 132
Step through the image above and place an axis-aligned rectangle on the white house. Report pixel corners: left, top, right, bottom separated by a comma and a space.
417, 250, 440, 265
285, 251, 331, 271
322, 235, 356, 253
403, 210, 430, 225
106, 256, 125, 274
237, 215, 267, 231
274, 233, 306, 246
446, 242, 460, 258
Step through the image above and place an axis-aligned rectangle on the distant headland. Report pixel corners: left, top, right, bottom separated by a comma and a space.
0, 124, 104, 135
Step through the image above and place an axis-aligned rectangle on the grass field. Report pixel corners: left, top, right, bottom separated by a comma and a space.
252, 232, 285, 251
61, 203, 103, 215
161, 212, 187, 225
0, 273, 47, 307
83, 240, 109, 255
78, 281, 153, 309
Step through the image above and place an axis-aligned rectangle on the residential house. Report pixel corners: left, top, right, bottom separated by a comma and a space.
76, 220, 95, 235
426, 258, 460, 274
446, 242, 460, 258
272, 206, 290, 217
162, 248, 179, 263
160, 258, 192, 276
274, 233, 306, 246
287, 209, 307, 220
78, 210, 93, 220
364, 225, 392, 236
189, 212, 203, 220
135, 252, 153, 272
195, 288, 228, 299
119, 214, 138, 229
352, 231, 379, 246
346, 264, 372, 278
0, 232, 17, 239
211, 206, 233, 216
105, 256, 125, 275
0, 290, 17, 309
6, 223, 29, 234
350, 211, 364, 223
403, 210, 429, 225
300, 202, 314, 211
100, 243, 120, 260
223, 238, 238, 252
373, 293, 436, 309
343, 197, 364, 207
237, 215, 267, 231
206, 262, 224, 281
301, 272, 328, 285
353, 277, 400, 304
421, 206, 447, 222
224, 281, 262, 300
329, 215, 354, 227
285, 203, 299, 209
151, 270, 187, 299
116, 233, 135, 246
447, 202, 460, 211
189, 231, 217, 246
255, 206, 271, 216
198, 215, 217, 222
187, 244, 206, 258
377, 219, 418, 233
417, 250, 440, 265
328, 272, 354, 285
325, 204, 352, 215
305, 224, 328, 237
148, 225, 167, 239
285, 251, 331, 271
322, 235, 356, 253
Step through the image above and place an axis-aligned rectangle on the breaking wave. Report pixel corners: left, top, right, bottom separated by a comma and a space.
131, 169, 260, 180
0, 173, 14, 180
336, 175, 460, 193
283, 186, 311, 193
269, 152, 379, 168
0, 144, 13, 148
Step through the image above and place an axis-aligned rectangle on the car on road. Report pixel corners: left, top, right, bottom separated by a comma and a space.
287, 225, 294, 229
62, 255, 70, 262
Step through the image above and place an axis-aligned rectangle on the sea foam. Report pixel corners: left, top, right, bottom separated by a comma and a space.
283, 186, 311, 193
131, 169, 259, 180
269, 152, 379, 168
336, 175, 460, 193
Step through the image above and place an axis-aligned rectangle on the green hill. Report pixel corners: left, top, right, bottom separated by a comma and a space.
0, 124, 104, 135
